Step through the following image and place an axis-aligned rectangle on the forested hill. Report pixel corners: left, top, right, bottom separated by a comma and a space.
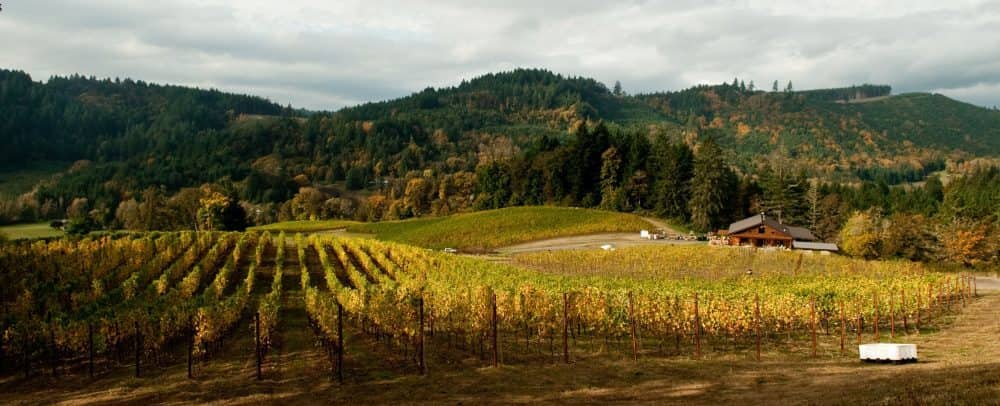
0, 69, 288, 166
1, 67, 998, 236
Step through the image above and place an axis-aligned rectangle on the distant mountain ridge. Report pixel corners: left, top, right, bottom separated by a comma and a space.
0, 67, 998, 210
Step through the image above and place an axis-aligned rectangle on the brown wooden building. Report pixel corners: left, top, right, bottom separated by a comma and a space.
725, 214, 818, 248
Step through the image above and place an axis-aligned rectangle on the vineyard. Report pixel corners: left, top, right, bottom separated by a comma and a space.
0, 232, 980, 385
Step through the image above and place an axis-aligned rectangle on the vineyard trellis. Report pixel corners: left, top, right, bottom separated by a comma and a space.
0, 232, 977, 382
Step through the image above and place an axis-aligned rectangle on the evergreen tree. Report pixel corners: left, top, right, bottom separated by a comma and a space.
599, 147, 623, 210
688, 138, 735, 231
760, 157, 808, 224
652, 141, 694, 220
772, 80, 779, 92
613, 81, 623, 96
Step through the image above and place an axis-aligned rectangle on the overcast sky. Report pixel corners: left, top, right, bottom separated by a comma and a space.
2, 0, 999, 110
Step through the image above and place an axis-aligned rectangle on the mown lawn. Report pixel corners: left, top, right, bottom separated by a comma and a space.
0, 222, 64, 240
347, 206, 652, 252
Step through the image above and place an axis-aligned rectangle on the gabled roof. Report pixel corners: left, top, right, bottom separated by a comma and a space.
785, 226, 817, 241
727, 214, 817, 241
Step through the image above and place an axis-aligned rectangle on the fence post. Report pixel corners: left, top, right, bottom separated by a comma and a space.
255, 312, 262, 380
418, 296, 426, 375
629, 292, 637, 361
694, 293, 701, 359
562, 293, 569, 364
754, 294, 761, 362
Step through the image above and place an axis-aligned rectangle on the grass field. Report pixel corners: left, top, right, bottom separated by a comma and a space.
0, 222, 63, 240
248, 219, 361, 233
346, 206, 653, 252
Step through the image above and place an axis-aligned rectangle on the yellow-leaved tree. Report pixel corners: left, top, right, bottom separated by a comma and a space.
839, 210, 881, 259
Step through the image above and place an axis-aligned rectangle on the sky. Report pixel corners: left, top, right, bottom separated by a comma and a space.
2, 0, 999, 110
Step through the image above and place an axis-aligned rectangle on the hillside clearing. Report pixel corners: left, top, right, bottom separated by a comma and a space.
346, 206, 653, 252
248, 219, 361, 233
0, 222, 63, 240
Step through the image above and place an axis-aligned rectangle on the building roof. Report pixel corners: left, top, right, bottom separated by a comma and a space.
727, 214, 817, 241
792, 241, 839, 252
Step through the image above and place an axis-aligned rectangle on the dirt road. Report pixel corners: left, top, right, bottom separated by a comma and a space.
496, 232, 703, 254
976, 275, 1000, 292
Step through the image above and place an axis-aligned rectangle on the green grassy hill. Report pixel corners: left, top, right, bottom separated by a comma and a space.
347, 206, 652, 252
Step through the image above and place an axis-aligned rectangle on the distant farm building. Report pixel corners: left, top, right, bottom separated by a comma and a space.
719, 214, 838, 253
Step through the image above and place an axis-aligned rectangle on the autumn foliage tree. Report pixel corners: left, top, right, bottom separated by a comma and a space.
938, 218, 997, 267
839, 210, 882, 259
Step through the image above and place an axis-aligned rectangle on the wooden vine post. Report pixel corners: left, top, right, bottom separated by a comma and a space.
418, 295, 426, 375
134, 321, 141, 378
187, 315, 194, 379
926, 284, 934, 324
855, 314, 862, 345
562, 293, 569, 364
901, 288, 908, 333
915, 291, 922, 333
628, 292, 638, 361
694, 293, 701, 360
873, 294, 879, 341
889, 294, 895, 339
49, 323, 57, 377
255, 312, 262, 380
491, 291, 499, 368
838, 302, 845, 353
336, 302, 344, 384
810, 298, 817, 358
961, 274, 967, 307
88, 322, 95, 378
754, 294, 761, 362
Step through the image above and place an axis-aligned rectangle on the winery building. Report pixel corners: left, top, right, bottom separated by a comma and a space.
723, 214, 838, 252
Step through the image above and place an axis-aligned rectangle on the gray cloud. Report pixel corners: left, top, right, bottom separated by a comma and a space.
1, 0, 998, 110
